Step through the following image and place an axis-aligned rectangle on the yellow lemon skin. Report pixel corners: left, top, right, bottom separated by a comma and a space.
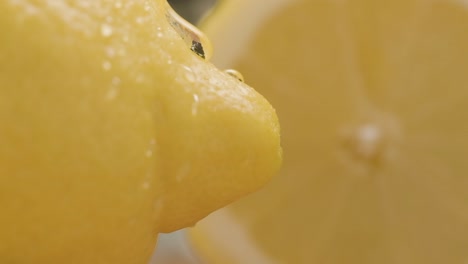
0, 0, 281, 263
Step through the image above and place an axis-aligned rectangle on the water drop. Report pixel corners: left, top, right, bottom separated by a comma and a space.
192, 94, 200, 116
153, 199, 164, 216
102, 61, 112, 71
190, 41, 205, 59
224, 69, 245, 82
145, 138, 156, 157
141, 182, 150, 190
78, 1, 91, 8
105, 77, 121, 101
176, 163, 191, 182
101, 24, 113, 38
117, 48, 127, 56
183, 65, 193, 72
105, 87, 119, 101
135, 17, 145, 24
145, 149, 153, 158
106, 47, 116, 58
165, 2, 213, 60
136, 74, 145, 83
139, 57, 150, 64
111, 77, 121, 85
183, 65, 196, 82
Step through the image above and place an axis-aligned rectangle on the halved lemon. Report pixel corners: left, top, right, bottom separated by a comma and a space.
190, 0, 468, 263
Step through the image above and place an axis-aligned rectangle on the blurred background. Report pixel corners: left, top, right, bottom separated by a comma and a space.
168, 0, 216, 24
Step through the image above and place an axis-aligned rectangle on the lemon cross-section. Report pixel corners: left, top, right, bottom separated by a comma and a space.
190, 0, 468, 263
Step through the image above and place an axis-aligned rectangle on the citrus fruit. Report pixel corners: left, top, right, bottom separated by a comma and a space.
0, 0, 281, 263
189, 0, 468, 263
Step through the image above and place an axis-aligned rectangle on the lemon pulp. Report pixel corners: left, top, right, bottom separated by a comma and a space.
190, 0, 468, 263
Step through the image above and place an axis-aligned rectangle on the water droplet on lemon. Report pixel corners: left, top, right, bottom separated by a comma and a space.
100, 24, 113, 37
165, 3, 213, 60
102, 61, 112, 71
224, 69, 245, 82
